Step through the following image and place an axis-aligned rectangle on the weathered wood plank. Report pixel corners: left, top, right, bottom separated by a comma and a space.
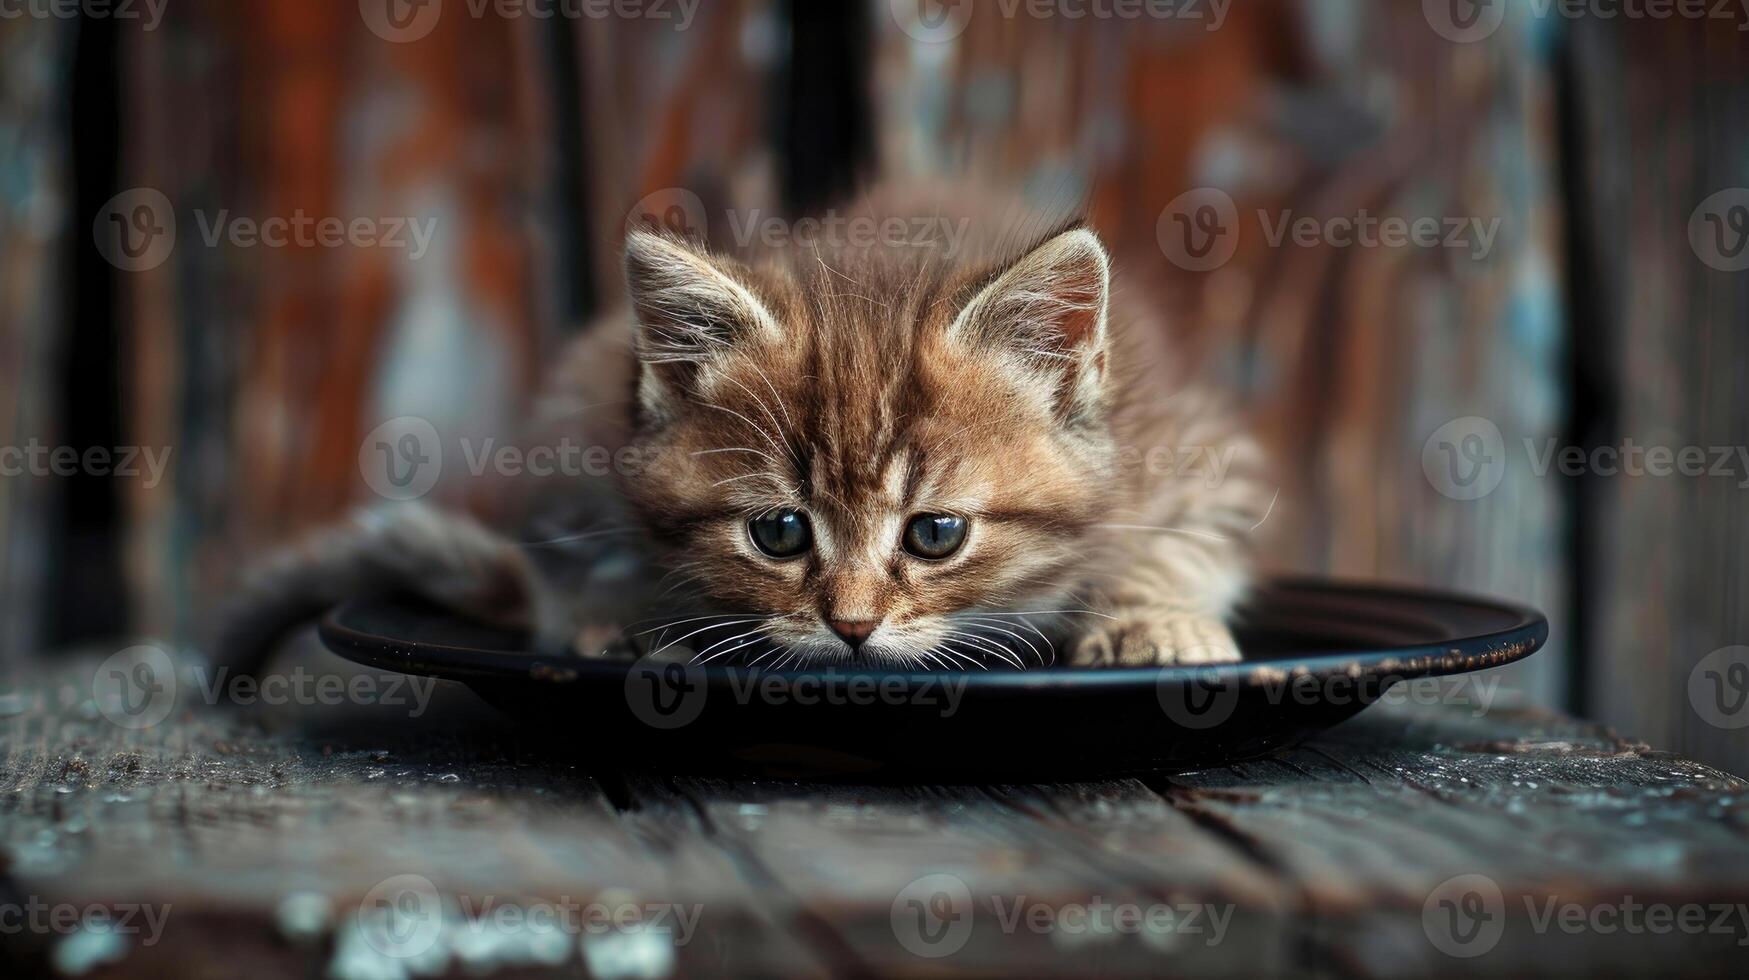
1166, 708, 1749, 977
630, 776, 1291, 976
0, 649, 818, 977
5, 650, 1748, 977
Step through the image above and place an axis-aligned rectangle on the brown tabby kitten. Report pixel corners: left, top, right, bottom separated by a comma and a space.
217, 195, 1271, 671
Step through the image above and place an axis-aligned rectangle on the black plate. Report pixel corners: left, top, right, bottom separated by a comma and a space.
318, 578, 1546, 780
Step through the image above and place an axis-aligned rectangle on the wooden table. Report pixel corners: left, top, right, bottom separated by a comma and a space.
2, 647, 1747, 978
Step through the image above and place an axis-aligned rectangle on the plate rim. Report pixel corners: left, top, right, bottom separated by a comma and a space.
316, 576, 1549, 690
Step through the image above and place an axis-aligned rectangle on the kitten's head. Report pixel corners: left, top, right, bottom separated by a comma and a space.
619, 225, 1120, 666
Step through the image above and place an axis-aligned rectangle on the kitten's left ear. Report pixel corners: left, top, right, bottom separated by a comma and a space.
623, 230, 783, 427
948, 225, 1112, 421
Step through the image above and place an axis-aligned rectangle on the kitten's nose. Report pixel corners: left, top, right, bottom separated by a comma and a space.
828, 619, 879, 650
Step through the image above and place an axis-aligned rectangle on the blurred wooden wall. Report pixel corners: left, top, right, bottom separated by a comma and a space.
1566, 17, 1749, 781
0, 18, 74, 664
2, 2, 1746, 773
120, 0, 559, 637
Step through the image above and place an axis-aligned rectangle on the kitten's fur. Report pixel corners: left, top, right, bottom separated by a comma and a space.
216, 191, 1271, 671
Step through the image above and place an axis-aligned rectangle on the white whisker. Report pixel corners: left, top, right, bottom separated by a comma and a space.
719, 374, 802, 472
693, 622, 779, 664
520, 527, 637, 548
1251, 487, 1281, 532
943, 630, 1024, 669
915, 648, 953, 670
692, 399, 789, 461
742, 359, 801, 447
712, 471, 787, 489
1094, 523, 1231, 543
938, 641, 992, 670
976, 609, 1118, 621
632, 613, 752, 637
962, 618, 1047, 666
692, 446, 781, 464
650, 618, 767, 657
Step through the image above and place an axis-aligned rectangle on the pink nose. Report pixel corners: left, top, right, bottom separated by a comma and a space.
828, 619, 878, 649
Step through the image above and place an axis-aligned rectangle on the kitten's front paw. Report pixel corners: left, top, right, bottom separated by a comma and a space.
1069, 611, 1242, 667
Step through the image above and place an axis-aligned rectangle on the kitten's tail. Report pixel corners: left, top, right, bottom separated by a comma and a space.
209, 501, 541, 677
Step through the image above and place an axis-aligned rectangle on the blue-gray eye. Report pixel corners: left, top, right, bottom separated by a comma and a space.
748, 509, 811, 558
903, 514, 967, 559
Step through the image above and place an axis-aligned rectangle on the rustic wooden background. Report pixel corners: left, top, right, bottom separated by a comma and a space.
1, 2, 1745, 775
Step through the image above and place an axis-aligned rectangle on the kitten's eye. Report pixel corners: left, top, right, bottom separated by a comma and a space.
903, 513, 967, 559
748, 509, 812, 559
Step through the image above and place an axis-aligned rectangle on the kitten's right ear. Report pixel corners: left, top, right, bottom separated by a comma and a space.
623, 231, 781, 426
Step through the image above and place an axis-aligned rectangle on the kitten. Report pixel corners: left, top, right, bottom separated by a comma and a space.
216, 193, 1271, 671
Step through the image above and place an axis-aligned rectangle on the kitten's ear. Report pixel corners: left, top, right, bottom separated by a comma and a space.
948, 225, 1112, 422
623, 230, 781, 425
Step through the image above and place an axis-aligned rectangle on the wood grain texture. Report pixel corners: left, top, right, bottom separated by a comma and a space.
1566, 15, 1749, 780
1, 650, 1745, 977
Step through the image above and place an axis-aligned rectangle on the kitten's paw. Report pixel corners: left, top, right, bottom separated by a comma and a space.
1069, 612, 1241, 667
